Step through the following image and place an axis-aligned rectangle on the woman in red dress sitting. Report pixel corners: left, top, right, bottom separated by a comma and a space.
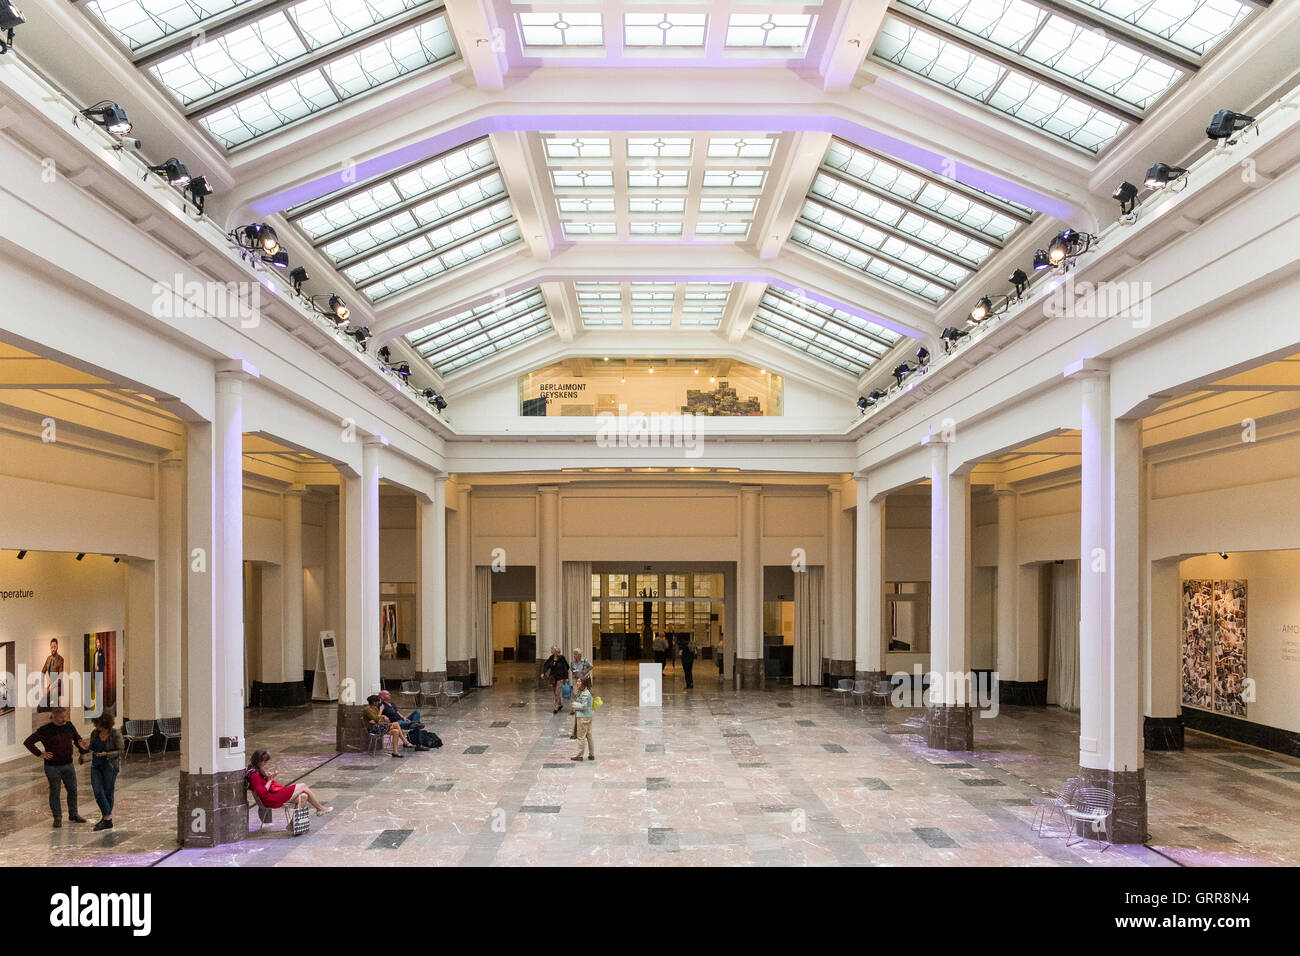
246, 749, 331, 817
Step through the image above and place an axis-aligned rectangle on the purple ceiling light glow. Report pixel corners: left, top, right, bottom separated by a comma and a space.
254, 113, 1077, 220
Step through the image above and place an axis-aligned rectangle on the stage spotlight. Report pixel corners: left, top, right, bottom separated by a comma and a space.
377, 346, 392, 363
422, 388, 447, 411
1218, 552, 1230, 560
80, 101, 132, 136
916, 346, 930, 367
868, 389, 886, 404
970, 295, 993, 323
1044, 228, 1096, 269
1112, 181, 1138, 216
185, 175, 213, 213
857, 395, 869, 413
892, 362, 915, 387
1009, 268, 1028, 297
16, 550, 26, 559
1, 1, 25, 53
328, 294, 349, 323
344, 326, 370, 350
76, 553, 85, 561
940, 327, 968, 351
1206, 109, 1255, 143
1033, 248, 1050, 271
113, 557, 120, 564
147, 158, 191, 187
289, 266, 309, 294
263, 249, 288, 268
1144, 162, 1188, 190
233, 223, 280, 257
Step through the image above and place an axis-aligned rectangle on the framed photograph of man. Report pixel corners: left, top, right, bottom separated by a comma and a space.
83, 630, 119, 717
36, 636, 68, 712
0, 642, 14, 715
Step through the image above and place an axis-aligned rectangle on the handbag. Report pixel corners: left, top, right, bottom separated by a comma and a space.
289, 804, 310, 837
593, 696, 603, 710
561, 681, 572, 701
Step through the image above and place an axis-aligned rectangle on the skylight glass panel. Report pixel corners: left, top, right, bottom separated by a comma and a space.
707, 137, 775, 159
628, 222, 684, 236
698, 196, 756, 214
1073, 0, 1251, 56
624, 13, 707, 47
552, 169, 615, 188
628, 197, 687, 214
726, 14, 816, 48
696, 222, 750, 237
874, 16, 1129, 152
558, 197, 617, 214
789, 223, 951, 302
360, 222, 522, 299
702, 169, 765, 189
544, 137, 612, 159
800, 199, 970, 286
562, 221, 617, 237
583, 317, 625, 329
627, 138, 693, 158
84, 0, 255, 50
632, 317, 672, 328
518, 12, 604, 46
895, 0, 1182, 111
196, 16, 455, 147
629, 169, 690, 188
750, 289, 900, 374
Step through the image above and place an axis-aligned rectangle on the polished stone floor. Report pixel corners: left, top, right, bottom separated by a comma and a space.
1, 661, 1298, 866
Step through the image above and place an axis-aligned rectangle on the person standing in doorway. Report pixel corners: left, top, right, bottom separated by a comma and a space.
681, 639, 697, 690
83, 714, 123, 830
569, 676, 596, 762
652, 632, 667, 671
716, 632, 725, 680
24, 707, 89, 827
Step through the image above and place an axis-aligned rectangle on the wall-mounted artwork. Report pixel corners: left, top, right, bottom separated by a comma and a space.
1181, 579, 1247, 716
380, 601, 398, 660
82, 630, 119, 717
0, 642, 14, 715
36, 636, 68, 711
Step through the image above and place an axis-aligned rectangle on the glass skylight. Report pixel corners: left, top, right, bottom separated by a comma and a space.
195, 13, 456, 147
875, 16, 1129, 152
789, 223, 953, 303
1073, 0, 1251, 56
518, 11, 604, 47
406, 288, 553, 375
288, 138, 521, 300
726, 14, 816, 49
574, 281, 735, 329
544, 137, 612, 159
624, 13, 707, 48
85, 0, 262, 50
751, 289, 900, 375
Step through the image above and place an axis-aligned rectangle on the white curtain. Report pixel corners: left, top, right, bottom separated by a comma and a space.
1046, 561, 1080, 711
474, 566, 493, 687
563, 561, 594, 663
793, 566, 825, 686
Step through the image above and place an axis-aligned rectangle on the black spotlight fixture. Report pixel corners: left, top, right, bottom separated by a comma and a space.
76, 553, 85, 561
1218, 552, 1230, 560
940, 327, 968, 352
1113, 180, 1138, 216
289, 266, 309, 294
1009, 268, 1029, 298
311, 293, 348, 323
916, 346, 930, 367
16, 550, 26, 559
1144, 162, 1188, 191
867, 388, 886, 405
892, 362, 916, 387
185, 175, 213, 213
113, 557, 121, 564
377, 346, 392, 363
263, 249, 289, 268
233, 222, 280, 257
1032, 248, 1051, 271
422, 388, 447, 411
970, 295, 994, 323
0, 1, 25, 54
1206, 109, 1256, 144
1046, 228, 1096, 269
857, 395, 869, 412
147, 157, 191, 188
391, 362, 411, 380
344, 325, 371, 350
79, 101, 132, 136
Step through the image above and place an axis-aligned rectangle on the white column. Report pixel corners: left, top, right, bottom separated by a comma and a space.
738, 485, 762, 685
361, 437, 385, 697
827, 486, 844, 673
158, 455, 184, 717
854, 477, 885, 677
282, 487, 306, 691
1077, 366, 1110, 768
418, 478, 448, 677
124, 559, 157, 720
994, 486, 1018, 683
446, 485, 472, 667
339, 471, 363, 701
925, 433, 973, 750
537, 485, 560, 656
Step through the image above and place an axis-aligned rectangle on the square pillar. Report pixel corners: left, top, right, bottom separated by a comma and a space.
924, 435, 973, 750
418, 479, 448, 686
158, 455, 184, 718
736, 485, 763, 688
537, 485, 560, 661
854, 477, 886, 689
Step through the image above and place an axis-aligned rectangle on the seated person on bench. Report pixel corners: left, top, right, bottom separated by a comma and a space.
363, 695, 412, 758
377, 689, 422, 733
246, 749, 330, 816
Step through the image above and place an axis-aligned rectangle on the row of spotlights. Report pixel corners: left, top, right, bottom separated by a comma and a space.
79, 101, 215, 212
13, 550, 119, 563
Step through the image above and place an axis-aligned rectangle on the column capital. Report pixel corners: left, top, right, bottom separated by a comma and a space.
362, 434, 389, 449
215, 358, 259, 381
160, 453, 185, 469
992, 484, 1015, 497
284, 484, 309, 498
920, 428, 955, 446
1064, 358, 1110, 380
740, 484, 762, 495
538, 485, 559, 495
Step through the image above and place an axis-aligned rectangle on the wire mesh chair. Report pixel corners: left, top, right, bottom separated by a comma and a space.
1031, 776, 1082, 838
851, 679, 869, 706
833, 678, 854, 705
157, 717, 182, 753
122, 719, 156, 760
870, 680, 893, 706
443, 680, 465, 705
419, 680, 444, 708
1064, 787, 1115, 851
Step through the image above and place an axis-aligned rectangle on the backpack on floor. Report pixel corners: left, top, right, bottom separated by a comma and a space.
415, 729, 443, 749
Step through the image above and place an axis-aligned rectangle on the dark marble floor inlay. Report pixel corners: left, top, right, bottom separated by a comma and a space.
823, 744, 848, 753
645, 744, 665, 754
463, 745, 489, 755
542, 762, 576, 769
936, 762, 973, 769
647, 777, 669, 791
859, 778, 892, 791
1221, 755, 1279, 770
490, 721, 510, 728
368, 829, 413, 850
961, 778, 1005, 787
427, 782, 455, 792
913, 827, 958, 848
520, 805, 562, 813
796, 720, 816, 727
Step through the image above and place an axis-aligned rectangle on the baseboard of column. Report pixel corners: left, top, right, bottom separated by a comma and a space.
1144, 715, 1185, 751
735, 657, 763, 689
924, 703, 974, 750
1078, 766, 1148, 844
446, 659, 478, 689
1181, 707, 1300, 758
249, 680, 308, 708
335, 703, 370, 753
999, 680, 1048, 707
177, 769, 248, 847
855, 670, 888, 705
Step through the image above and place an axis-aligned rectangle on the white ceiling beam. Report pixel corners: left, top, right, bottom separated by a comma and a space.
753, 131, 831, 259
489, 130, 555, 260
819, 0, 890, 92
723, 282, 769, 344
540, 280, 577, 342
443, 0, 507, 91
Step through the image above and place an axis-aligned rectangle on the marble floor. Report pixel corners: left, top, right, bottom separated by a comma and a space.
2, 662, 1298, 867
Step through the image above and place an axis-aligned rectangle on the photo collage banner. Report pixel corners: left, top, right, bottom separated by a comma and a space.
1181, 579, 1247, 716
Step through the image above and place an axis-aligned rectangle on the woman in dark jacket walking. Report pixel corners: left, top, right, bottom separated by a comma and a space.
543, 646, 570, 714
